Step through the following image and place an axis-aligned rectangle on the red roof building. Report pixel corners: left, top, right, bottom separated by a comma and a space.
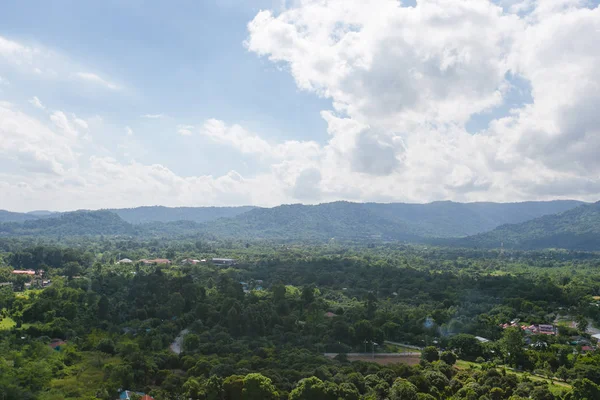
12, 270, 36, 275
49, 339, 67, 351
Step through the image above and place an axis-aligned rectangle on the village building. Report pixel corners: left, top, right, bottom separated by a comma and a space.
139, 259, 171, 265
119, 390, 154, 400
212, 258, 237, 266
12, 269, 36, 275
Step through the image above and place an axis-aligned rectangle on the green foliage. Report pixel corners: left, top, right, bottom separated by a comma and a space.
459, 202, 600, 250
421, 346, 439, 363
2, 242, 600, 399
242, 373, 278, 400
440, 351, 457, 366
389, 378, 418, 400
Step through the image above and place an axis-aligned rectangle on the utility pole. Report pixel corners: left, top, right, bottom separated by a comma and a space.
372, 342, 376, 359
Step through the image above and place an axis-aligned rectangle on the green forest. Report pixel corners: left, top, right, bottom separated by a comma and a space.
3, 238, 600, 399
3, 200, 600, 250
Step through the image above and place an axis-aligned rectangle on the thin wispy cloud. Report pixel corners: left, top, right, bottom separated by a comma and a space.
29, 96, 45, 110
177, 124, 193, 136
141, 113, 166, 119
76, 72, 120, 90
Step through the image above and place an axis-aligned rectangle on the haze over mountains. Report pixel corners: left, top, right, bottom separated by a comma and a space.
2, 200, 598, 250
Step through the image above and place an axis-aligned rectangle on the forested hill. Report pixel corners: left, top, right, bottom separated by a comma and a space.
361, 200, 584, 237
0, 200, 587, 242
109, 205, 255, 224
454, 202, 600, 250
203, 200, 584, 240
0, 210, 136, 236
205, 202, 422, 241
0, 210, 40, 223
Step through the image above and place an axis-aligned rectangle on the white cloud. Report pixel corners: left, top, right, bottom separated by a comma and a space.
244, 0, 600, 203
0, 76, 8, 85
0, 35, 120, 88
177, 124, 193, 136
76, 72, 120, 90
29, 96, 45, 110
126, 126, 134, 136
3, 1, 600, 210
0, 35, 38, 68
0, 104, 78, 176
200, 119, 273, 155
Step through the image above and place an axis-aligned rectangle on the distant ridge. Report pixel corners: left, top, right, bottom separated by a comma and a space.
0, 200, 590, 249
202, 200, 585, 241
454, 201, 600, 251
108, 205, 256, 224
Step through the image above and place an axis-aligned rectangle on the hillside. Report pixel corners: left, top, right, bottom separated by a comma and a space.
203, 200, 584, 241
206, 202, 422, 241
0, 210, 136, 236
362, 200, 584, 237
109, 205, 255, 224
455, 202, 600, 250
0, 210, 40, 223
0, 200, 589, 244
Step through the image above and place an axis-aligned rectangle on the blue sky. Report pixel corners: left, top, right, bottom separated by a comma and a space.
0, 0, 329, 177
1, 0, 600, 211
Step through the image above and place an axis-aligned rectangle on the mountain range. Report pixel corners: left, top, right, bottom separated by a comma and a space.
1, 200, 598, 250
454, 201, 600, 250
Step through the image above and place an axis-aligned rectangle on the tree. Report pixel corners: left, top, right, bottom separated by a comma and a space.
576, 315, 588, 333
500, 327, 525, 367
227, 307, 241, 336
97, 295, 110, 320
354, 320, 374, 344
96, 339, 116, 355
555, 366, 569, 382
440, 351, 457, 366
223, 375, 244, 400
421, 346, 439, 363
204, 376, 224, 400
63, 261, 82, 280
272, 284, 287, 303
338, 383, 360, 400
389, 379, 418, 400
572, 378, 600, 400
530, 386, 554, 400
242, 373, 278, 400
183, 333, 201, 352
448, 334, 482, 360
301, 286, 315, 305
183, 377, 205, 400
289, 377, 337, 400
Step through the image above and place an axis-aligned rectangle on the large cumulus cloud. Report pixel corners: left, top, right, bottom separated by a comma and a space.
246, 0, 600, 202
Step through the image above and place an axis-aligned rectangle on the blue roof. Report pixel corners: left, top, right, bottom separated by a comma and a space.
119, 390, 146, 399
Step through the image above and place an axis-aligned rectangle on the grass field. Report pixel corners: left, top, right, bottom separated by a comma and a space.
382, 344, 422, 354
324, 353, 421, 366
455, 360, 572, 396
348, 354, 421, 366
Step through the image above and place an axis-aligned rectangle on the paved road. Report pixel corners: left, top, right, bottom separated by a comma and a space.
169, 329, 189, 354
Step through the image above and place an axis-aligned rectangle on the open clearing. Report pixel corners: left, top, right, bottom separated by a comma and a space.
324, 353, 421, 366
456, 360, 571, 396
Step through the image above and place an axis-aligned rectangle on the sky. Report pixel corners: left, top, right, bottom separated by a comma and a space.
1, 0, 600, 212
